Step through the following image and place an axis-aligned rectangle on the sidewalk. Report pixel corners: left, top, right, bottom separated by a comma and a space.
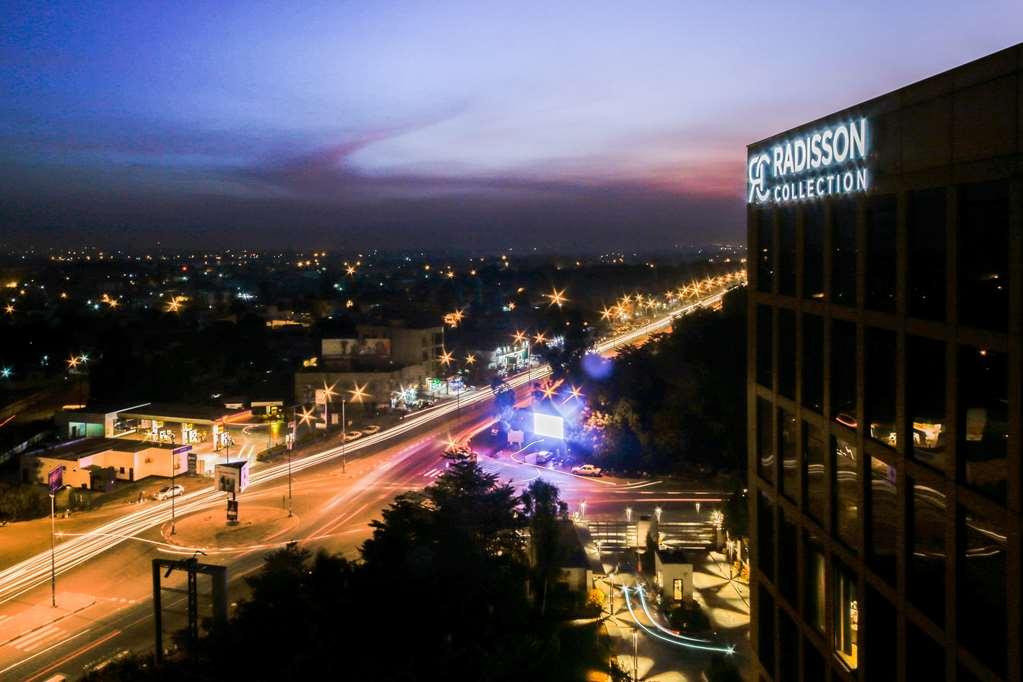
0, 591, 95, 649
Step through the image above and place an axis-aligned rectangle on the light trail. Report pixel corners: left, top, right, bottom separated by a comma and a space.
634, 583, 711, 643
621, 585, 734, 655
0, 286, 739, 607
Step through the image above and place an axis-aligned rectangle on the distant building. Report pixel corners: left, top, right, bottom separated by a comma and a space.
748, 44, 1022, 682
21, 437, 183, 489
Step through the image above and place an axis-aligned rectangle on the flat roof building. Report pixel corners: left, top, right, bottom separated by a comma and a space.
747, 45, 1021, 682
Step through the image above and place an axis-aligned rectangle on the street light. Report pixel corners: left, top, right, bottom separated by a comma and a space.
632, 628, 639, 682
654, 506, 662, 523
340, 383, 369, 473
580, 500, 587, 518
626, 506, 632, 522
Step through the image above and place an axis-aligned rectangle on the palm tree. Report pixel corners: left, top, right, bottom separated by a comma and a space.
521, 478, 568, 617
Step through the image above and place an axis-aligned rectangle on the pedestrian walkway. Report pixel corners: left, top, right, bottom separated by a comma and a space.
0, 591, 95, 653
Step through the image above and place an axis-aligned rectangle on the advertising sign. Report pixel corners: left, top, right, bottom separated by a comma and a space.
748, 117, 869, 205
187, 452, 197, 475
321, 338, 391, 358
47, 465, 63, 494
532, 413, 565, 440
215, 460, 250, 495
227, 498, 238, 523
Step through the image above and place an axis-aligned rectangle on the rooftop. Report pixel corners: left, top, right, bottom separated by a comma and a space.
118, 403, 249, 423
29, 437, 175, 461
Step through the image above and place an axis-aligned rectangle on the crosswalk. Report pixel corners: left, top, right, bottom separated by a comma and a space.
423, 467, 445, 479
6, 624, 65, 652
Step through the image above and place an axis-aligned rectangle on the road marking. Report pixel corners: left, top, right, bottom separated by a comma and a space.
0, 628, 93, 677
9, 624, 62, 651
22, 628, 121, 682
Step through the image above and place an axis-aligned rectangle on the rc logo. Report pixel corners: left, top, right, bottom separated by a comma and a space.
747, 153, 771, 204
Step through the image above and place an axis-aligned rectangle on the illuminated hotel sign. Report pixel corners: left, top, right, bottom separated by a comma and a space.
748, 117, 869, 205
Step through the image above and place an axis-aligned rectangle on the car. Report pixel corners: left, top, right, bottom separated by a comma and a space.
443, 442, 470, 458
362, 424, 381, 435
343, 430, 363, 442
155, 484, 184, 500
571, 464, 603, 477
534, 450, 555, 465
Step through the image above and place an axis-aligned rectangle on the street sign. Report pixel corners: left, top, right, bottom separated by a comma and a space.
171, 445, 192, 455
187, 451, 197, 476
47, 465, 63, 494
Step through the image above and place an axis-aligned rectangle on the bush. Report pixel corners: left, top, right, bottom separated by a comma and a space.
667, 600, 711, 633
705, 653, 743, 682
0, 483, 50, 522
583, 588, 605, 616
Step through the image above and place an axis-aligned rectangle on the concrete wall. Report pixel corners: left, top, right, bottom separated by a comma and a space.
654, 554, 693, 602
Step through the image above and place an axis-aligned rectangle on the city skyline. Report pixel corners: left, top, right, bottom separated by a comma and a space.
3, 1, 1021, 249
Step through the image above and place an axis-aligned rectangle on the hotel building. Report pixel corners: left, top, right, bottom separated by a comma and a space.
748, 44, 1022, 681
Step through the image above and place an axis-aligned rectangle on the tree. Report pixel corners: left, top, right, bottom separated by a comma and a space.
520, 478, 568, 616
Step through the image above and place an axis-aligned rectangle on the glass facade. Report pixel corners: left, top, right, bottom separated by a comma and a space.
749, 46, 1021, 682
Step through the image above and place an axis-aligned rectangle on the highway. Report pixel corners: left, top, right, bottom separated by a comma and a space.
0, 283, 742, 679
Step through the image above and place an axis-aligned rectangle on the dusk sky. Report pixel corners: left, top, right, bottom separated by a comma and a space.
2, 2, 1021, 251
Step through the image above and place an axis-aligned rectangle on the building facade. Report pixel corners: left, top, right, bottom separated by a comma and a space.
748, 45, 1022, 682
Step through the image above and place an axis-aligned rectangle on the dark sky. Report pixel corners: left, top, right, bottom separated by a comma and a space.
2, 2, 1020, 251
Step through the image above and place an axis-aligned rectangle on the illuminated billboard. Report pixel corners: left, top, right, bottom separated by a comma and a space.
532, 412, 565, 440
215, 460, 249, 495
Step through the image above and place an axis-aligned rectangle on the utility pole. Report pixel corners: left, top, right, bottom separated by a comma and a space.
288, 406, 295, 517
49, 492, 56, 608
170, 450, 176, 535
341, 400, 346, 474
633, 628, 639, 682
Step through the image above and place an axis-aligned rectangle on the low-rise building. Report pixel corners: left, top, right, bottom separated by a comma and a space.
21, 438, 183, 489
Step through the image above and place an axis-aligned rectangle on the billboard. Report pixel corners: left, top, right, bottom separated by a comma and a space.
532, 413, 565, 440
215, 460, 249, 495
47, 465, 63, 494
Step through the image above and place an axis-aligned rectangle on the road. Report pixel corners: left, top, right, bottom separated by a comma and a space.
0, 284, 742, 679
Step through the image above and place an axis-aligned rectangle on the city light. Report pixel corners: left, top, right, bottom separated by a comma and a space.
298, 406, 316, 426
349, 382, 369, 402
439, 349, 454, 367
465, 353, 476, 365
1, 367, 11, 379
546, 287, 567, 307
512, 330, 526, 345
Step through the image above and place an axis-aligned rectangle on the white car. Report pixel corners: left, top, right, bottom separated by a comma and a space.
155, 484, 184, 500
362, 424, 381, 435
343, 431, 363, 442
571, 464, 603, 477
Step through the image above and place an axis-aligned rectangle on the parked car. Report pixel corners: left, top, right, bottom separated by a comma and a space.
362, 424, 381, 435
155, 484, 184, 500
571, 464, 603, 477
443, 443, 477, 461
343, 431, 363, 442
534, 450, 555, 465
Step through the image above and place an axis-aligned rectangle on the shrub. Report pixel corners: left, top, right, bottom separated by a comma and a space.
0, 483, 50, 522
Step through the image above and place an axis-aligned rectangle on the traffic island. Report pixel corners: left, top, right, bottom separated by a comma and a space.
160, 504, 300, 551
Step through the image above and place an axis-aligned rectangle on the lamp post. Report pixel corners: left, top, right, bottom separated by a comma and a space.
342, 383, 369, 474
49, 491, 57, 607
632, 627, 639, 682
170, 450, 177, 535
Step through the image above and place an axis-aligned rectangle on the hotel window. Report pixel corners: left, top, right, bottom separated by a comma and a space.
831, 319, 857, 428
801, 313, 823, 413
833, 436, 859, 552
864, 587, 896, 682
803, 639, 825, 682
756, 305, 773, 389
804, 538, 825, 632
778, 609, 798, 682
757, 585, 776, 672
958, 506, 1007, 676
833, 560, 858, 670
757, 398, 775, 485
865, 194, 897, 312
907, 336, 946, 470
757, 492, 775, 581
909, 478, 945, 626
779, 410, 798, 501
958, 346, 1008, 503
831, 199, 857, 306
777, 512, 797, 603
868, 457, 897, 584
907, 188, 946, 320
778, 308, 795, 400
672, 578, 683, 602
907, 624, 944, 680
804, 422, 827, 524
958, 181, 1009, 331
803, 204, 825, 300
865, 327, 897, 449
757, 209, 774, 293
778, 207, 796, 296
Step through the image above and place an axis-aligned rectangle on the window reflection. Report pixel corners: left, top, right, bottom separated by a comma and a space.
909, 479, 945, 625
832, 200, 857, 306
831, 319, 857, 428
804, 422, 827, 524
958, 181, 1009, 330
757, 209, 774, 293
778, 309, 795, 399
865, 327, 897, 448
868, 457, 897, 583
833, 436, 859, 551
907, 336, 946, 469
908, 188, 946, 320
833, 560, 858, 670
958, 346, 1008, 502
802, 314, 823, 413
778, 207, 796, 296
959, 506, 1007, 676
804, 539, 825, 632
780, 410, 798, 501
757, 398, 775, 485
756, 305, 772, 388
865, 195, 897, 312
803, 205, 825, 300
